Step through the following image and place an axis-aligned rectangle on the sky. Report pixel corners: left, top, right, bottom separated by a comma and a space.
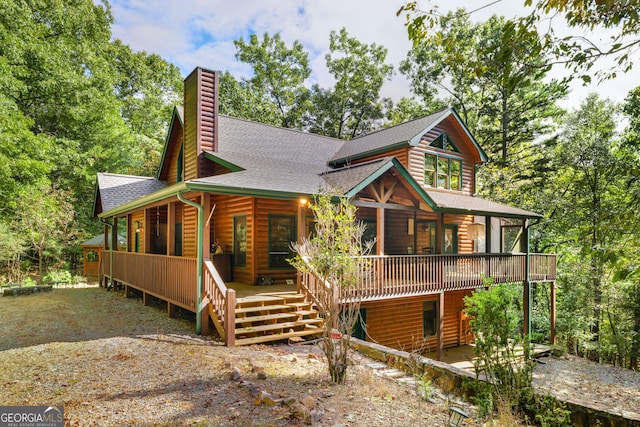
106, 0, 636, 111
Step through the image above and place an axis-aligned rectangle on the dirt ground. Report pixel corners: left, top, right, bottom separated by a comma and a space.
0, 286, 455, 426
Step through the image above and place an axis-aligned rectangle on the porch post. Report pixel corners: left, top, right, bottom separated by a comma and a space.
437, 291, 445, 361
435, 213, 444, 254
297, 198, 308, 289
523, 221, 531, 336
550, 281, 557, 345
203, 193, 211, 258
167, 202, 175, 256
377, 207, 385, 255
485, 216, 492, 254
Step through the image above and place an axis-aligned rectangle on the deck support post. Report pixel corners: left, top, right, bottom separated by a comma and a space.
225, 289, 236, 346
168, 302, 176, 318
143, 292, 150, 306
550, 281, 557, 345
437, 291, 445, 361
523, 221, 531, 337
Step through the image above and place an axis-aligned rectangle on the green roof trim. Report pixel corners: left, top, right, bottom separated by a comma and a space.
341, 158, 438, 211
433, 206, 541, 219
450, 108, 488, 162
97, 181, 307, 219
202, 152, 245, 172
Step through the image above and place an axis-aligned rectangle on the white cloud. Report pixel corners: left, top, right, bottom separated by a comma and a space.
106, 0, 635, 109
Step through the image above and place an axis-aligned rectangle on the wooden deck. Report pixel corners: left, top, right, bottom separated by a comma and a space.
102, 251, 556, 347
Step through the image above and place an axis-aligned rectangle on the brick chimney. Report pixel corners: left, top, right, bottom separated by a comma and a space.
183, 67, 219, 180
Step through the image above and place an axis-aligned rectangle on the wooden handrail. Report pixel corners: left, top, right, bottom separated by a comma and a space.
203, 259, 235, 346
299, 253, 556, 304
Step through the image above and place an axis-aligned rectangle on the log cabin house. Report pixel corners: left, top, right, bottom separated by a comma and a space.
94, 67, 557, 356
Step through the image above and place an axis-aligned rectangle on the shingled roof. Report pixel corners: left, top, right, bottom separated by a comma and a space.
425, 190, 542, 218
96, 173, 167, 213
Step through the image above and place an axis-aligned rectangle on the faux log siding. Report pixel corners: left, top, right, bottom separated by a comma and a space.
361, 290, 473, 351
408, 120, 480, 196
211, 195, 255, 285
166, 140, 181, 186
444, 213, 474, 254
197, 70, 218, 178
385, 211, 414, 255
362, 295, 438, 352
183, 70, 199, 181
255, 198, 299, 284
182, 196, 200, 258
351, 147, 409, 168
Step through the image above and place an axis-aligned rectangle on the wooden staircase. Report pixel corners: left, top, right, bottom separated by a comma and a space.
233, 291, 323, 346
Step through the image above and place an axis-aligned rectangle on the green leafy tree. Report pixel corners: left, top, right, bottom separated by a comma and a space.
400, 10, 566, 166
290, 192, 373, 384
234, 33, 311, 128
523, 0, 640, 82
15, 183, 75, 282
306, 28, 394, 139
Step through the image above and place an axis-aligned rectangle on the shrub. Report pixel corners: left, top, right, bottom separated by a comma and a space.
43, 270, 73, 285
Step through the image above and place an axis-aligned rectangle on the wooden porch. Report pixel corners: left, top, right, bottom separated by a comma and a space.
101, 251, 556, 348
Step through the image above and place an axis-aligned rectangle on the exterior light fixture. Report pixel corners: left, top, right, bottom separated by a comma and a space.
448, 407, 469, 427
299, 198, 308, 206
135, 221, 142, 233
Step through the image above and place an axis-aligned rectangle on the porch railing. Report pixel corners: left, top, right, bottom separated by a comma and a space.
301, 253, 556, 303
203, 259, 236, 346
102, 251, 197, 311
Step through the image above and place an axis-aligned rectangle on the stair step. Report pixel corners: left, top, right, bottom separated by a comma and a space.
257, 292, 305, 304
235, 318, 323, 335
235, 312, 298, 325
235, 304, 291, 315
291, 310, 319, 319
234, 328, 322, 346
287, 302, 311, 309
236, 295, 284, 308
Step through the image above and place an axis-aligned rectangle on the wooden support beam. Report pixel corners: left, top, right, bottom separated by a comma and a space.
523, 281, 531, 336
168, 202, 175, 256
437, 292, 445, 361
550, 281, 557, 345
200, 306, 210, 335
376, 207, 385, 255
203, 193, 211, 258
352, 200, 421, 212
168, 302, 176, 318
435, 213, 444, 254
225, 289, 237, 346
143, 292, 150, 306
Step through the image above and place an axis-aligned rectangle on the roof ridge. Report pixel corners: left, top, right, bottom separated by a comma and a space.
98, 172, 158, 180
350, 107, 450, 141
218, 114, 346, 144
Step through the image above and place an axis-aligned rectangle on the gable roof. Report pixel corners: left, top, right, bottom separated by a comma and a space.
80, 233, 126, 247
329, 108, 488, 165
95, 173, 167, 215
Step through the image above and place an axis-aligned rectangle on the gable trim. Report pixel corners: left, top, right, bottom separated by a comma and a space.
202, 152, 245, 172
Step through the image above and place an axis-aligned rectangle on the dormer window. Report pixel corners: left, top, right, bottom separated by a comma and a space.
430, 132, 459, 152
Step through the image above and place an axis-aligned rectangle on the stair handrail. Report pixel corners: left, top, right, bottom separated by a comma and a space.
203, 259, 236, 346
297, 256, 340, 315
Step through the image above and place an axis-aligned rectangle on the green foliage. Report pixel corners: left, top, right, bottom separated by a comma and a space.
415, 373, 435, 401
43, 269, 73, 285
290, 191, 372, 384
233, 33, 310, 129
22, 277, 36, 287
306, 28, 394, 139
464, 283, 533, 420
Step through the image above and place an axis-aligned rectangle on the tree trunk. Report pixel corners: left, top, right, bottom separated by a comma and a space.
630, 288, 640, 370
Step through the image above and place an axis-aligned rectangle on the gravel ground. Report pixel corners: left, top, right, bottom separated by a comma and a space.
532, 354, 640, 418
0, 286, 454, 426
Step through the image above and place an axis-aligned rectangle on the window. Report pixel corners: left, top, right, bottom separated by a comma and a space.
233, 215, 247, 267
268, 215, 296, 269
501, 218, 523, 253
424, 154, 462, 191
444, 225, 458, 254
430, 132, 460, 152
423, 300, 438, 338
177, 144, 183, 183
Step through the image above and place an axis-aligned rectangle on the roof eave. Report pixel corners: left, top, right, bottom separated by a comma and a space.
434, 206, 543, 219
